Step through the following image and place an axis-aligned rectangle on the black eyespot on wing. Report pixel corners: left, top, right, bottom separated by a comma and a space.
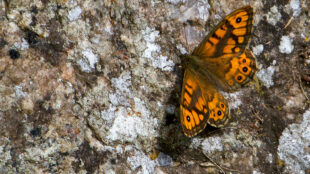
243, 67, 248, 73
236, 17, 241, 23
221, 103, 224, 108
186, 116, 190, 122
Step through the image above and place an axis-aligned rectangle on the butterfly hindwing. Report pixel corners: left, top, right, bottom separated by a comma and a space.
221, 49, 257, 90
180, 69, 230, 137
193, 48, 257, 92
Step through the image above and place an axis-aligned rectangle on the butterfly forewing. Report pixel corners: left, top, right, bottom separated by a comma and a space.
192, 6, 253, 59
180, 69, 209, 137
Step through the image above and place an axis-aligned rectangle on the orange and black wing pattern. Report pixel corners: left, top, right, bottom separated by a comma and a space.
180, 69, 230, 137
192, 6, 254, 58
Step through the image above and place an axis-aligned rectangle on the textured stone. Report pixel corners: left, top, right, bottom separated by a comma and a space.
0, 0, 309, 173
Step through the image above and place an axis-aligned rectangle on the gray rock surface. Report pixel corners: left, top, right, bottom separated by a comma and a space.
0, 0, 309, 173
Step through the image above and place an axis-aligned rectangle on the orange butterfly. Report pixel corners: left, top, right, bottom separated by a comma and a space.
180, 6, 257, 137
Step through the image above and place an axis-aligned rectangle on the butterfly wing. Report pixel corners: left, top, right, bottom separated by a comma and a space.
218, 49, 257, 90
192, 6, 254, 58
191, 6, 257, 92
180, 69, 230, 137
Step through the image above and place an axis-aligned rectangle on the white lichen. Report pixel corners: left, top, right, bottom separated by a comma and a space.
266, 6, 282, 26
176, 44, 188, 54
101, 104, 117, 125
223, 91, 243, 109
14, 85, 27, 98
141, 27, 174, 71
278, 109, 310, 174
77, 49, 99, 73
279, 36, 294, 54
253, 44, 264, 56
127, 150, 156, 174
201, 136, 223, 154
104, 70, 158, 143
111, 71, 132, 94
257, 66, 275, 88
68, 6, 82, 21
167, 0, 187, 5
106, 107, 138, 142
106, 105, 157, 142
13, 38, 29, 51
157, 152, 173, 167
290, 0, 301, 17
190, 137, 203, 149
133, 97, 151, 116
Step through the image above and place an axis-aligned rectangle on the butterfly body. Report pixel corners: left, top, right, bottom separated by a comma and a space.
180, 6, 257, 137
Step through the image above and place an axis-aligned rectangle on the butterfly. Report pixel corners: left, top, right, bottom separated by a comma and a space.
180, 6, 257, 137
